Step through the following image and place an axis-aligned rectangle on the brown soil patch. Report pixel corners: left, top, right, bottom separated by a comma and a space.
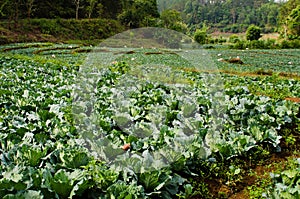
190, 147, 298, 199
222, 57, 244, 64
261, 33, 280, 40
229, 153, 289, 199
285, 97, 300, 103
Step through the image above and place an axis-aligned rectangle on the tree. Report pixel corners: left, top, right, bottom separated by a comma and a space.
0, 0, 9, 17
96, 3, 104, 18
160, 9, 181, 28
0, 0, 22, 28
279, 0, 300, 38
160, 9, 187, 32
86, 0, 97, 19
118, 0, 159, 28
25, 0, 35, 19
287, 5, 300, 38
246, 25, 261, 41
194, 29, 207, 44
279, 0, 300, 21
74, 0, 81, 20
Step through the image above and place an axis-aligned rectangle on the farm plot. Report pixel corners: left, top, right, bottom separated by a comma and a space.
0, 43, 299, 198
211, 49, 300, 75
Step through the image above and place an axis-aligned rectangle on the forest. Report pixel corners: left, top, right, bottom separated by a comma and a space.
0, 0, 299, 38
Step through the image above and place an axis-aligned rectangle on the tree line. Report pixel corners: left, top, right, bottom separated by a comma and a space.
0, 0, 126, 20
159, 0, 281, 32
0, 0, 299, 38
159, 0, 299, 38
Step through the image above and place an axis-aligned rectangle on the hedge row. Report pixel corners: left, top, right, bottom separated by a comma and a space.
0, 18, 125, 44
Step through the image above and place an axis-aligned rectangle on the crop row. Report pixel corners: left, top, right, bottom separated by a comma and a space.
1, 43, 300, 75
0, 52, 299, 198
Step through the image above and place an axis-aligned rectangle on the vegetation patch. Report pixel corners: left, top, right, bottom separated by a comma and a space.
0, 43, 299, 198
33, 46, 80, 55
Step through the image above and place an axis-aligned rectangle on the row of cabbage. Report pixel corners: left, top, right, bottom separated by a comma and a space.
0, 54, 299, 198
1, 43, 300, 75
263, 158, 300, 198
213, 49, 300, 74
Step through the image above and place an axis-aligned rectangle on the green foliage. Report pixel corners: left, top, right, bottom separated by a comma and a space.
160, 9, 187, 33
0, 0, 127, 20
85, 0, 101, 19
265, 158, 300, 198
280, 39, 300, 48
207, 36, 226, 44
0, 0, 292, 36
152, 29, 183, 48
287, 5, 300, 38
194, 29, 207, 44
118, 0, 159, 28
0, 18, 124, 42
229, 39, 289, 49
0, 44, 300, 198
160, 9, 181, 28
172, 0, 282, 33
248, 176, 272, 199
279, 0, 300, 38
246, 25, 262, 41
229, 34, 240, 43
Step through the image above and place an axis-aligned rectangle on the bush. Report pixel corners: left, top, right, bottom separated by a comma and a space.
207, 36, 226, 44
207, 37, 216, 44
264, 39, 279, 49
9, 18, 125, 42
281, 39, 300, 49
230, 24, 240, 33
229, 39, 276, 49
229, 40, 246, 49
218, 37, 227, 44
250, 40, 265, 49
31, 18, 61, 35
194, 29, 207, 44
229, 39, 291, 50
0, 35, 10, 44
229, 34, 240, 43
246, 25, 262, 41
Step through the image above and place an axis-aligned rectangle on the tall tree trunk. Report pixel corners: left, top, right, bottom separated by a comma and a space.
76, 6, 79, 20
231, 9, 236, 24
74, 0, 80, 20
26, 0, 35, 19
14, 0, 20, 28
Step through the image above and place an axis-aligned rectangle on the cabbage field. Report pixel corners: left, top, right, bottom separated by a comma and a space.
0, 42, 299, 199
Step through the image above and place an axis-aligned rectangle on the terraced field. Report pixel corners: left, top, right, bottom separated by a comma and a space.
0, 43, 299, 198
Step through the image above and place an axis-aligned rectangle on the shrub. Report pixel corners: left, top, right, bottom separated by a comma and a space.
28, 18, 124, 41
264, 39, 279, 49
228, 38, 300, 49
207, 37, 216, 44
229, 34, 240, 43
30, 18, 61, 35
230, 24, 240, 33
218, 37, 227, 43
250, 40, 265, 49
194, 29, 207, 44
281, 39, 300, 49
246, 25, 262, 41
229, 40, 246, 49
0, 35, 10, 44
